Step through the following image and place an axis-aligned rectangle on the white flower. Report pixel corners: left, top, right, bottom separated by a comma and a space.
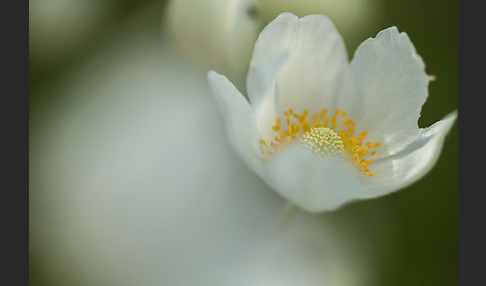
208, 12, 457, 213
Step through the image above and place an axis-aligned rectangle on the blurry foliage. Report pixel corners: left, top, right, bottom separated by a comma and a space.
29, 0, 166, 94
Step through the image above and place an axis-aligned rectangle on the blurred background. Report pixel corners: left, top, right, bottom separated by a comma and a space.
30, 0, 457, 285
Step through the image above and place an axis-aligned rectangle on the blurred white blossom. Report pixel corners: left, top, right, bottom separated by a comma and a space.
208, 13, 457, 212
165, 0, 263, 80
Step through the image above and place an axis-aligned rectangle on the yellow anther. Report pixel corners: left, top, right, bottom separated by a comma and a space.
270, 142, 280, 149
331, 116, 337, 130
338, 130, 345, 138
292, 124, 300, 133
302, 121, 311, 133
258, 108, 380, 178
346, 126, 355, 137
358, 149, 368, 156
295, 109, 308, 122
324, 118, 330, 127
358, 132, 367, 142
320, 109, 327, 119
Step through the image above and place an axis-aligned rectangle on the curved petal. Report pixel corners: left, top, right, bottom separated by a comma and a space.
248, 54, 289, 145
337, 27, 430, 157
247, 12, 349, 115
263, 144, 366, 212
361, 111, 457, 198
208, 71, 265, 174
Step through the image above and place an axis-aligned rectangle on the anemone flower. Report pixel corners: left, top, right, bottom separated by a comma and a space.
208, 12, 457, 212
29, 7, 371, 285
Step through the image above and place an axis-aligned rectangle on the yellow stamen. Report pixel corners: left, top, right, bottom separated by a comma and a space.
257, 108, 381, 177
292, 124, 300, 133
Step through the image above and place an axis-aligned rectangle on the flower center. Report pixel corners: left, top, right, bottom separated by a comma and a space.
302, 127, 345, 158
258, 108, 381, 177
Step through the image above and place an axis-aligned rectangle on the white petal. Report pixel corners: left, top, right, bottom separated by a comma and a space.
361, 111, 457, 198
336, 27, 430, 156
208, 71, 265, 174
263, 144, 365, 212
247, 54, 289, 144
247, 12, 348, 115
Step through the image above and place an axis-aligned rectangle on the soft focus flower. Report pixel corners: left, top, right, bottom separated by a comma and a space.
165, 0, 263, 80
208, 12, 457, 212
